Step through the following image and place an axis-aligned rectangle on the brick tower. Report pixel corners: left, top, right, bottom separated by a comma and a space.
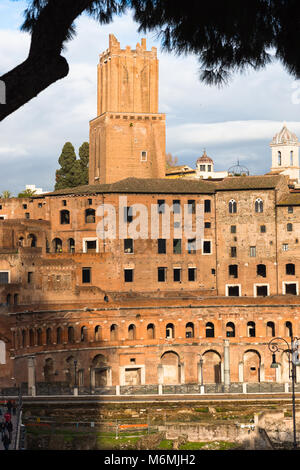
89, 34, 166, 184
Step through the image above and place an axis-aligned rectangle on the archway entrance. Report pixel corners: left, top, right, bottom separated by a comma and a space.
161, 351, 180, 384
202, 350, 221, 384
243, 350, 261, 382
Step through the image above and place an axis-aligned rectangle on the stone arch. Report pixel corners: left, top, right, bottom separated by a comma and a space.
52, 238, 62, 253
202, 350, 222, 384
226, 322, 235, 337
185, 322, 194, 338
80, 326, 88, 342
29, 329, 34, 347
56, 327, 62, 344
60, 209, 70, 225
46, 327, 52, 345
110, 324, 118, 341
68, 238, 75, 253
91, 354, 109, 387
243, 349, 261, 383
266, 321, 275, 337
37, 328, 42, 346
27, 233, 37, 247
160, 351, 180, 384
68, 326, 75, 343
165, 323, 175, 339
94, 325, 102, 341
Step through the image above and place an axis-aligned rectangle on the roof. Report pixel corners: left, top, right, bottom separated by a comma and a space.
215, 175, 284, 191
44, 177, 217, 196
271, 124, 299, 145
197, 150, 213, 164
277, 192, 300, 206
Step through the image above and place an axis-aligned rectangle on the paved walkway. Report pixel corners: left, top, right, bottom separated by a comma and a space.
0, 405, 18, 451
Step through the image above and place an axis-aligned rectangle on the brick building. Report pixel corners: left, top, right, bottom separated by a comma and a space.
0, 36, 299, 394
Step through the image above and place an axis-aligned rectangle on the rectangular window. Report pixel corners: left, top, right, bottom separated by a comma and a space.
88, 198, 92, 205
256, 285, 268, 296
229, 265, 238, 278
203, 241, 211, 254
38, 203, 43, 208
124, 239, 133, 254
141, 151, 147, 161
288, 206, 293, 214
230, 247, 237, 257
260, 225, 266, 233
124, 269, 133, 282
23, 204, 27, 209
173, 268, 181, 282
82, 267, 91, 283
285, 283, 297, 295
188, 267, 196, 281
172, 200, 181, 213
62, 200, 67, 206
0, 272, 9, 284
250, 246, 256, 257
158, 267, 167, 282
27, 272, 33, 283
173, 239, 182, 254
282, 243, 289, 252
25, 213, 30, 219
124, 207, 133, 223
86, 240, 96, 252
157, 200, 165, 214
187, 200, 195, 214
230, 225, 236, 234
158, 239, 166, 254
200, 165, 205, 171
228, 286, 240, 296
204, 199, 211, 213
205, 222, 211, 228
187, 238, 196, 254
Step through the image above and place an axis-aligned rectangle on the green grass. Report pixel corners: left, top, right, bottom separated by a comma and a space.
158, 440, 173, 450
194, 407, 209, 413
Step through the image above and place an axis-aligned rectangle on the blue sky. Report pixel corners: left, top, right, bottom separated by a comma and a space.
1, 1, 300, 194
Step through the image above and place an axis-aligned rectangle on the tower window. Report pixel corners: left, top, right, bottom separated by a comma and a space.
158, 267, 167, 282
82, 267, 91, 283
173, 268, 181, 282
288, 206, 293, 214
250, 246, 256, 257
188, 267, 196, 281
204, 199, 211, 213
278, 151, 282, 166
260, 225, 266, 233
287, 223, 293, 232
290, 150, 293, 165
255, 198, 263, 213
124, 269, 133, 282
230, 246, 237, 257
124, 239, 134, 253
187, 200, 196, 214
158, 239, 166, 254
229, 200, 237, 213
230, 225, 236, 233
141, 151, 147, 162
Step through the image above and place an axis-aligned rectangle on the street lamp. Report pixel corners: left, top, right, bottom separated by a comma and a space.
74, 360, 78, 388
268, 336, 300, 449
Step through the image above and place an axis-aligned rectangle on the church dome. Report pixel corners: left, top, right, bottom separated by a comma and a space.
271, 124, 298, 145
196, 150, 213, 164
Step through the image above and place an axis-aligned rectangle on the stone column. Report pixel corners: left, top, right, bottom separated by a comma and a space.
260, 363, 265, 382
238, 362, 244, 382
223, 339, 230, 391
28, 356, 36, 396
197, 360, 203, 385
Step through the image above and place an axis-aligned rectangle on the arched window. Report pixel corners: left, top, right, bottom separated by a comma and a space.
94, 325, 101, 341
128, 324, 136, 340
60, 210, 70, 225
68, 326, 75, 343
29, 329, 34, 347
147, 324, 155, 339
257, 264, 266, 277
6, 294, 11, 305
166, 323, 175, 339
18, 237, 24, 247
266, 321, 275, 337
28, 234, 37, 247
13, 294, 18, 305
46, 328, 52, 345
185, 322, 194, 338
255, 198, 263, 213
290, 150, 294, 166
247, 321, 256, 337
37, 328, 42, 346
206, 322, 214, 338
278, 151, 282, 166
52, 238, 62, 253
285, 321, 293, 337
85, 208, 96, 224
56, 327, 62, 344
68, 238, 75, 253
81, 326, 88, 342
110, 324, 118, 341
226, 322, 235, 337
287, 223, 293, 232
286, 263, 295, 275
229, 199, 237, 214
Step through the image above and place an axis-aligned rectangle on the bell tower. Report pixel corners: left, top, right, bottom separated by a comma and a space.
270, 124, 300, 182
89, 35, 166, 184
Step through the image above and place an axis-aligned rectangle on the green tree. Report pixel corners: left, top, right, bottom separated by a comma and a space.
1, 1, 300, 120
79, 142, 89, 185
55, 141, 89, 190
1, 190, 12, 199
18, 188, 36, 198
